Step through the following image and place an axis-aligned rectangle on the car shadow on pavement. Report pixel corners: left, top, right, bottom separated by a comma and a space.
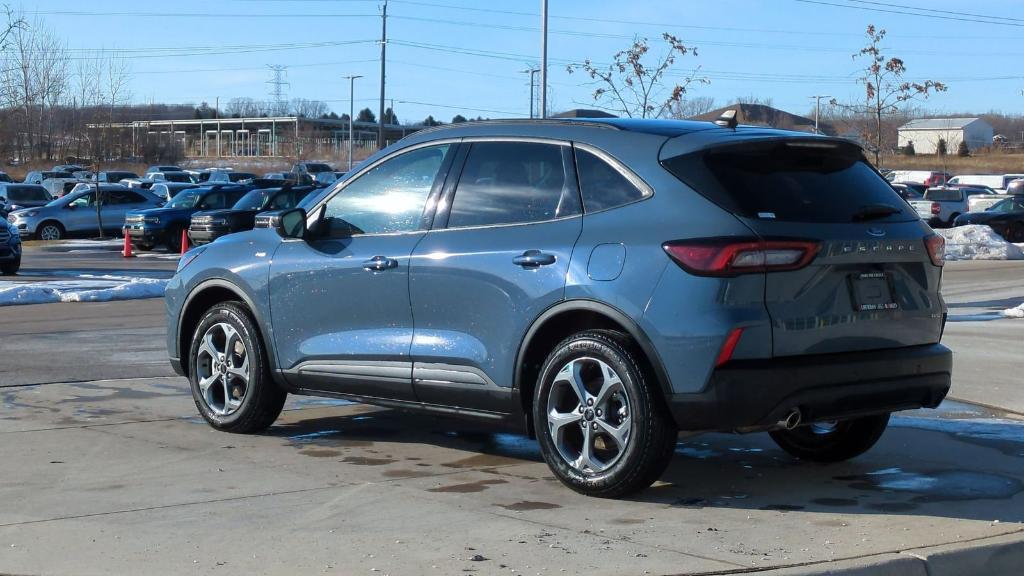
266, 406, 1024, 524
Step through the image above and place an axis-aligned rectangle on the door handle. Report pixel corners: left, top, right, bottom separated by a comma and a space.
362, 255, 398, 271
513, 249, 556, 268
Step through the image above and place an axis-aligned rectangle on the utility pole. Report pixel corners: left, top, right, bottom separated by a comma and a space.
522, 68, 539, 118
378, 0, 388, 149
540, 0, 548, 118
808, 95, 831, 134
344, 75, 363, 172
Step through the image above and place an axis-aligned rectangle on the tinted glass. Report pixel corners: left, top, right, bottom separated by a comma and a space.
108, 190, 145, 204
448, 142, 579, 228
663, 142, 916, 223
321, 144, 448, 237
575, 148, 648, 212
167, 191, 199, 208
234, 189, 273, 210
198, 192, 226, 210
924, 189, 963, 202
8, 186, 50, 202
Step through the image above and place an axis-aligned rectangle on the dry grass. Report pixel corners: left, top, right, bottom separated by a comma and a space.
882, 154, 1024, 174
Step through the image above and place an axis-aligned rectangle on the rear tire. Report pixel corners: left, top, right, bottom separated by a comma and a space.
769, 413, 890, 463
0, 256, 19, 275
533, 330, 677, 498
188, 301, 286, 433
947, 213, 961, 228
166, 227, 183, 252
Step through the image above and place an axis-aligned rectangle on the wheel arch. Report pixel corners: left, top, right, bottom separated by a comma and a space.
513, 299, 672, 436
177, 279, 276, 378
35, 219, 65, 239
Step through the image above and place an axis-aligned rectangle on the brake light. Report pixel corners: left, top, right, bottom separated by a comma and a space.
715, 328, 744, 367
931, 202, 941, 215
663, 238, 820, 277
924, 234, 945, 267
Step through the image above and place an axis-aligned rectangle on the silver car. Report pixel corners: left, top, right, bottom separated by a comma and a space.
7, 185, 162, 240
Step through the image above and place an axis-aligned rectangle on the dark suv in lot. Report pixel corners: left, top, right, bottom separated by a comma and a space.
165, 118, 952, 497
188, 185, 318, 245
126, 185, 250, 251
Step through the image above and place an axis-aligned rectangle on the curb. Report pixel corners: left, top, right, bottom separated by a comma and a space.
756, 529, 1024, 576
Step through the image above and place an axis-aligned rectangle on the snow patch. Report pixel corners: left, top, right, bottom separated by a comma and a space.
0, 274, 167, 306
936, 225, 1024, 261
1003, 302, 1024, 319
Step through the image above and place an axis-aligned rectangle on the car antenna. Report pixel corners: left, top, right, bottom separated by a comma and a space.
714, 109, 738, 129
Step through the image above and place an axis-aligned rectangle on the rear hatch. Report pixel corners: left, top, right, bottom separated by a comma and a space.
662, 138, 945, 357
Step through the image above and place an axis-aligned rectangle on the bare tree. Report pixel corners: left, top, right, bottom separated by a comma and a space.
567, 33, 708, 118
669, 96, 716, 119
290, 98, 330, 118
832, 25, 946, 165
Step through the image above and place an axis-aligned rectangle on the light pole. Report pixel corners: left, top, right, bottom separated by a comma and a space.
808, 95, 831, 135
540, 0, 548, 118
522, 68, 539, 118
345, 75, 363, 171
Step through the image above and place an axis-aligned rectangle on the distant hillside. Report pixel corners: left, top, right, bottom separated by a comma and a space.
691, 103, 835, 135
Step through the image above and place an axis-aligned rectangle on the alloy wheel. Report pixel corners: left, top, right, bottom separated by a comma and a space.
194, 322, 250, 416
546, 357, 632, 475
39, 225, 61, 240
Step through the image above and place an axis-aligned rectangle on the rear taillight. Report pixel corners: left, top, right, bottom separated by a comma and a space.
663, 238, 820, 277
931, 202, 941, 215
925, 234, 945, 267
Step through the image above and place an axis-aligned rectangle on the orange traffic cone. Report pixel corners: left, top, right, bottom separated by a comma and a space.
180, 229, 189, 256
122, 233, 133, 258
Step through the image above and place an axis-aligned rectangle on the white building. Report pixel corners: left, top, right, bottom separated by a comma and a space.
897, 118, 994, 154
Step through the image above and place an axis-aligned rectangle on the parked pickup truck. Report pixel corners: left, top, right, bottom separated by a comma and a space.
910, 186, 993, 227
124, 184, 250, 251
187, 185, 317, 246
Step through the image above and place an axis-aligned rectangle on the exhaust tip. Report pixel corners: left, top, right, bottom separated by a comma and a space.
779, 408, 802, 431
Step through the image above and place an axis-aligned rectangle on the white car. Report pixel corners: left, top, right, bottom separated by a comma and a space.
910, 186, 992, 227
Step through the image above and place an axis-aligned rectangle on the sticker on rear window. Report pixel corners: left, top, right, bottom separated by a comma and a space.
757, 212, 776, 219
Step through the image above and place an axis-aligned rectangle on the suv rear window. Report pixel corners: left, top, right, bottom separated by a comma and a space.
923, 189, 963, 202
663, 141, 916, 223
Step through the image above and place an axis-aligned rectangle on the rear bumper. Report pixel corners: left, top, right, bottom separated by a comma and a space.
668, 344, 952, 432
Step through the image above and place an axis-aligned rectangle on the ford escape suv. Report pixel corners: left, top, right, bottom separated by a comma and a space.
165, 118, 952, 498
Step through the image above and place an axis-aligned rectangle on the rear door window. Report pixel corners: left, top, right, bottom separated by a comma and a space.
447, 141, 580, 228
663, 141, 917, 223
9, 186, 50, 202
574, 147, 649, 212
924, 189, 963, 202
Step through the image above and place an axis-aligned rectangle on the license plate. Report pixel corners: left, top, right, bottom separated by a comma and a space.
850, 272, 898, 311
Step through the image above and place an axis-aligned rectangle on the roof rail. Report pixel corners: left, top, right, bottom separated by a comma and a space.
407, 117, 622, 138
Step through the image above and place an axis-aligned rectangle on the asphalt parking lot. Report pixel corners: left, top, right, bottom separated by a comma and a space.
1, 242, 1023, 575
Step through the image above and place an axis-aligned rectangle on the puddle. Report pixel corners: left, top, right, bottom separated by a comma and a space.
342, 456, 396, 466
441, 453, 527, 469
675, 445, 720, 459
381, 469, 435, 479
835, 467, 1022, 503
299, 448, 342, 458
428, 479, 507, 493
496, 500, 561, 511
946, 313, 1006, 322
759, 504, 804, 512
810, 497, 859, 507
892, 415, 1024, 456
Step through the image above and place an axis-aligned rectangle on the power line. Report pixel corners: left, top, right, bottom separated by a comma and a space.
31, 10, 376, 18
793, 0, 1024, 27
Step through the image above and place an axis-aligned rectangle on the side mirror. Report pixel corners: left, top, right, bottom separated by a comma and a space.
255, 208, 306, 239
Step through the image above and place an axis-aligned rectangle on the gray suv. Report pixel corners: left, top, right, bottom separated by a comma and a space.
165, 119, 952, 497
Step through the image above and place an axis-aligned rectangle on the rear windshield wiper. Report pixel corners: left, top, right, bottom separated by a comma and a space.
852, 204, 902, 222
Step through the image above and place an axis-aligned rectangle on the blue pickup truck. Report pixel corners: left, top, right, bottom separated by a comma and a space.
124, 184, 251, 251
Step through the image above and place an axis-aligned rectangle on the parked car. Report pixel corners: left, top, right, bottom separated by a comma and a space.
947, 174, 1004, 190
0, 218, 21, 275
151, 182, 199, 201
885, 170, 949, 186
207, 171, 257, 184
7, 185, 162, 240
187, 168, 231, 183
0, 184, 52, 216
125, 184, 251, 251
291, 161, 334, 177
1000, 174, 1024, 190
98, 170, 139, 183
954, 196, 1024, 242
958, 185, 1004, 212
188, 185, 318, 246
0, 172, 13, 183
890, 182, 926, 201
23, 170, 73, 185
145, 165, 182, 175
150, 171, 194, 184
165, 118, 951, 497
52, 164, 86, 174
909, 186, 992, 227
41, 177, 82, 199
262, 172, 294, 181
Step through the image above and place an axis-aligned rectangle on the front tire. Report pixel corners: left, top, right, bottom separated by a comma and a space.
769, 413, 890, 463
188, 301, 286, 433
35, 222, 64, 241
0, 256, 19, 275
533, 330, 677, 498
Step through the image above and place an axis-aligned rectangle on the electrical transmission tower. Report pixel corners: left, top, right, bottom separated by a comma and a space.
266, 65, 290, 116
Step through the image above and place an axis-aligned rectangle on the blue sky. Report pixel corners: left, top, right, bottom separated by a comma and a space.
27, 0, 1024, 123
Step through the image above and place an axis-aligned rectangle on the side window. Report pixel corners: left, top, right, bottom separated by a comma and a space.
447, 141, 579, 228
319, 144, 449, 237
574, 147, 649, 212
199, 192, 225, 209
68, 192, 95, 208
